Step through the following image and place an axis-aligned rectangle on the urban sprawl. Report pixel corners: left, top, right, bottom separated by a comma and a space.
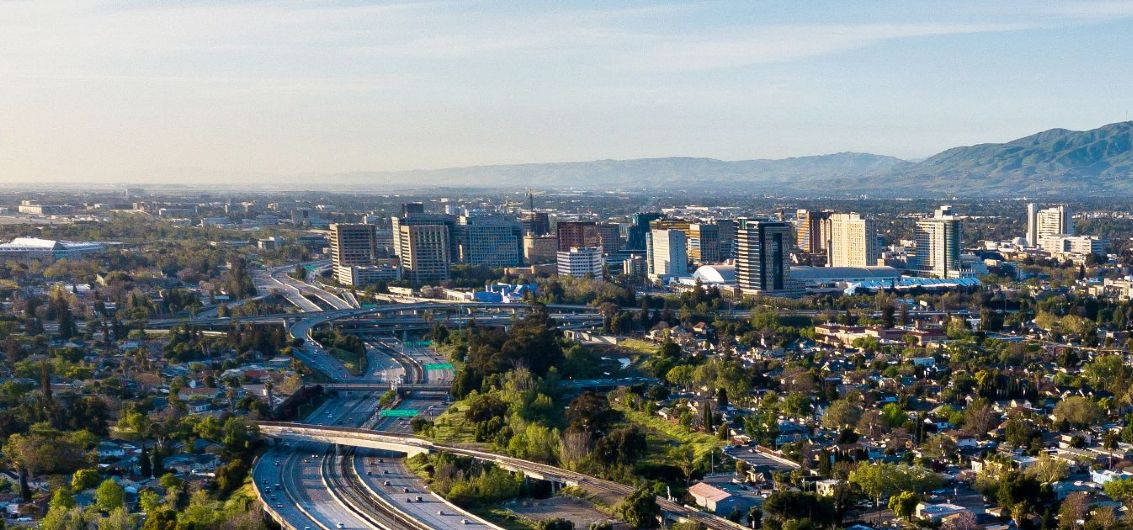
2, 190, 1133, 530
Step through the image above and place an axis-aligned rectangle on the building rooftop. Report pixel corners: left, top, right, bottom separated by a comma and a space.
0, 237, 104, 251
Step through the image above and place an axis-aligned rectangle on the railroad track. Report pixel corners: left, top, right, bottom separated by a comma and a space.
323, 446, 430, 530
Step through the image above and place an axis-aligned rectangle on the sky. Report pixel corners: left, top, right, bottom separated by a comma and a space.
2, 0, 1133, 185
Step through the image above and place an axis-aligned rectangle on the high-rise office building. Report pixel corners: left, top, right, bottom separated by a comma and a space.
398, 224, 450, 286
556, 221, 599, 251
1026, 203, 1072, 247
687, 223, 720, 264
330, 223, 379, 285
595, 223, 623, 253
626, 213, 663, 251
400, 202, 425, 217
519, 211, 551, 236
646, 228, 688, 282
392, 213, 458, 263
736, 219, 796, 296
796, 209, 832, 254
912, 205, 961, 278
457, 215, 522, 267
523, 234, 558, 264
827, 213, 878, 267
556, 247, 603, 278
715, 219, 737, 259
1025, 203, 1039, 247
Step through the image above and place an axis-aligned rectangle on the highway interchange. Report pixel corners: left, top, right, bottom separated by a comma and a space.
245, 265, 744, 530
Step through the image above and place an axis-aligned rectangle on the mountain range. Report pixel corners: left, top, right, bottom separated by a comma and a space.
330, 121, 1133, 197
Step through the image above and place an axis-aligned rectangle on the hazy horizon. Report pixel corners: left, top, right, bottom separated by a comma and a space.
4, 1, 1133, 184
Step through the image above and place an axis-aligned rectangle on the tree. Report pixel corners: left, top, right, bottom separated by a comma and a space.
139, 489, 164, 513
888, 491, 919, 520
822, 399, 862, 431
849, 462, 941, 507
49, 487, 76, 511
880, 403, 908, 428
762, 490, 836, 527
1025, 454, 1069, 483
95, 478, 126, 512
617, 485, 660, 528
536, 519, 575, 530
71, 468, 100, 491
1058, 491, 1089, 530
1053, 396, 1103, 428
1104, 477, 1133, 510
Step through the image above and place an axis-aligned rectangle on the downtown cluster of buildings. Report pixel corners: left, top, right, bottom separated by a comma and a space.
318, 195, 1110, 299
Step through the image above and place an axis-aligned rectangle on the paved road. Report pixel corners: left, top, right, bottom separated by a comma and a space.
272, 263, 354, 311
254, 268, 322, 312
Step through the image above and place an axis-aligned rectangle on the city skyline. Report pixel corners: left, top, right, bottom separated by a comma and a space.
4, 1, 1133, 184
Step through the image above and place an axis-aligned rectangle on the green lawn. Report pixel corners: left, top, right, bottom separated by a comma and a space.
617, 338, 659, 355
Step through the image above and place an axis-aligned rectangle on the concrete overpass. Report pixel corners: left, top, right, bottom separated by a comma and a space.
258, 422, 747, 530
320, 383, 451, 393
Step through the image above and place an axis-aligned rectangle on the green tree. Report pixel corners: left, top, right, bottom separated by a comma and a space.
95, 478, 126, 512
139, 489, 164, 513
49, 487, 76, 511
617, 485, 660, 528
888, 491, 919, 520
71, 468, 100, 491
1104, 477, 1133, 510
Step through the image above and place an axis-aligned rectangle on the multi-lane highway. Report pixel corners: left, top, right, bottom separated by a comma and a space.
255, 307, 486, 530
253, 262, 354, 312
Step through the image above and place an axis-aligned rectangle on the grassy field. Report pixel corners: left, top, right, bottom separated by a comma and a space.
616, 338, 659, 355
612, 401, 722, 463
426, 399, 480, 445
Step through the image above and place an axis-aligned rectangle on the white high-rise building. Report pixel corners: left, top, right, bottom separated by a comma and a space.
826, 213, 878, 267
646, 228, 688, 282
1026, 203, 1072, 247
912, 206, 961, 278
556, 247, 603, 278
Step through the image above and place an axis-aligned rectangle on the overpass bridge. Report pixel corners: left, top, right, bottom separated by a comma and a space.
319, 382, 452, 393
315, 377, 660, 394
258, 422, 747, 530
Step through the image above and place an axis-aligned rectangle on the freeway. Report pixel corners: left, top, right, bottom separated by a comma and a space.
271, 262, 355, 311
254, 267, 322, 312
258, 422, 745, 530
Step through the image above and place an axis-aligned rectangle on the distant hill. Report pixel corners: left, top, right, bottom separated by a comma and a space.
326, 121, 1133, 196
871, 121, 1133, 196
332, 152, 908, 191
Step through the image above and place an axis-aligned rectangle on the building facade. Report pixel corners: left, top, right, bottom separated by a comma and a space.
1026, 203, 1072, 247
556, 221, 599, 251
330, 223, 378, 284
595, 223, 623, 253
392, 213, 458, 263
911, 206, 961, 278
457, 215, 523, 267
523, 234, 559, 264
687, 223, 720, 264
827, 213, 878, 267
556, 247, 603, 277
736, 219, 797, 296
397, 224, 451, 286
519, 211, 551, 236
796, 209, 832, 254
626, 212, 663, 251
647, 228, 688, 282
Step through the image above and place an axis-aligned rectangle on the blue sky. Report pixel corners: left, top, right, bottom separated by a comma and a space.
2, 0, 1133, 183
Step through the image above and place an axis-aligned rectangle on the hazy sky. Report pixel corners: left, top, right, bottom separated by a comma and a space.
3, 1, 1133, 184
